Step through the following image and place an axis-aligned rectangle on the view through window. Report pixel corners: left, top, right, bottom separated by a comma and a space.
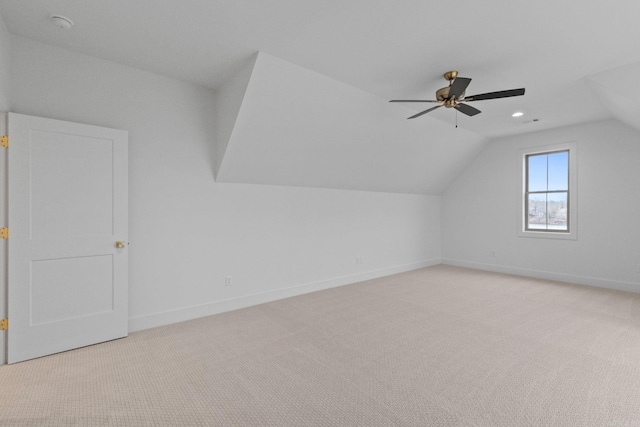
525, 150, 569, 231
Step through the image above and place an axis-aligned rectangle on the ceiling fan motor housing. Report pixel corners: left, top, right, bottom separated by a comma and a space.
436, 86, 449, 101
436, 86, 466, 103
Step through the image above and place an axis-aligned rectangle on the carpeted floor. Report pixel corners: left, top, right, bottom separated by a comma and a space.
1, 264, 640, 426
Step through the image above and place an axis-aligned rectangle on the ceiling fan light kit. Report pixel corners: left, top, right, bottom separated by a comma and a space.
390, 70, 525, 120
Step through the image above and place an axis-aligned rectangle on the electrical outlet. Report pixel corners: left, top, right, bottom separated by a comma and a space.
491, 251, 497, 257
356, 256, 364, 264
225, 276, 232, 286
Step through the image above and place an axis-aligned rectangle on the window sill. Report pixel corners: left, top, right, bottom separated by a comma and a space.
517, 229, 577, 240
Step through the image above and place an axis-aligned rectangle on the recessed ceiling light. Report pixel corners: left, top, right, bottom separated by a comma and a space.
50, 15, 74, 29
512, 112, 524, 117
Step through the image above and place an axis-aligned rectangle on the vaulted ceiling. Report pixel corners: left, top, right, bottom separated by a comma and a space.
1, 1, 639, 194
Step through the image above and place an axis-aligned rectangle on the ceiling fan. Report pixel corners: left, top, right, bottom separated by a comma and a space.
390, 71, 525, 119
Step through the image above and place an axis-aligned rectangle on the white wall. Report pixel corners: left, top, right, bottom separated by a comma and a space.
215, 54, 256, 177
442, 119, 640, 291
9, 36, 442, 332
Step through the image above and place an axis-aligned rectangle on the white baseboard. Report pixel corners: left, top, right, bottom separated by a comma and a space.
442, 258, 640, 293
129, 258, 442, 333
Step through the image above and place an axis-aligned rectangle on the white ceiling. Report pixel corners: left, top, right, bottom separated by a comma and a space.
1, 1, 639, 194
2, 0, 640, 138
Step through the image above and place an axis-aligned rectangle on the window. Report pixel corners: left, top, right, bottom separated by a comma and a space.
518, 142, 577, 240
525, 150, 569, 231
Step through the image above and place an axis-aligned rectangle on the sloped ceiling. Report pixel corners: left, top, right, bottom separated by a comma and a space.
216, 52, 487, 194
587, 62, 640, 133
1, 1, 639, 194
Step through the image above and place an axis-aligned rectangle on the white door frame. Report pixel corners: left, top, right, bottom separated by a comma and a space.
0, 112, 7, 365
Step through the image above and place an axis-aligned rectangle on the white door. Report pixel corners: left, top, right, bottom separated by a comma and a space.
7, 113, 128, 364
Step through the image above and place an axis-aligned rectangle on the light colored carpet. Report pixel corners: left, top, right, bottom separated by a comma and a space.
1, 264, 640, 426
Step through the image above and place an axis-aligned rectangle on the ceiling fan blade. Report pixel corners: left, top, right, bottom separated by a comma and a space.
465, 88, 525, 101
407, 105, 442, 119
389, 100, 440, 103
454, 103, 481, 116
448, 77, 472, 99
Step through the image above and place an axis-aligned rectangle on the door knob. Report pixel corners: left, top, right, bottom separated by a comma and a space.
115, 241, 126, 249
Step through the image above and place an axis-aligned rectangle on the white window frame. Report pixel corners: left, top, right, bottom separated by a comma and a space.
517, 142, 577, 240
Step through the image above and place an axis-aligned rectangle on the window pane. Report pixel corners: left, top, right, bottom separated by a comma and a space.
527, 155, 547, 192
547, 192, 568, 230
547, 151, 568, 191
527, 194, 547, 229
520, 144, 575, 238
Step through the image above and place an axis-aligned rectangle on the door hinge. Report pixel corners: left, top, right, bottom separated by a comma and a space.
1, 135, 7, 148
0, 319, 7, 331
0, 227, 7, 239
